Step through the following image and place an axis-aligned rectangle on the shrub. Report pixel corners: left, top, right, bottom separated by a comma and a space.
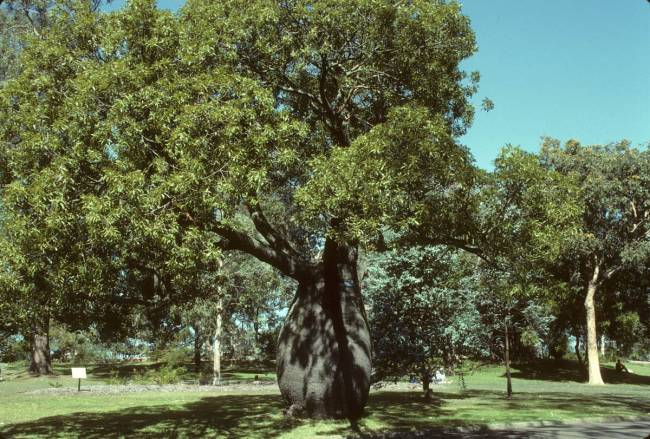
150, 346, 191, 367
130, 364, 187, 385
105, 370, 128, 385
0, 336, 28, 363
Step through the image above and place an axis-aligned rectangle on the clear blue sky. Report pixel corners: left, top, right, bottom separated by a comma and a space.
105, 0, 650, 169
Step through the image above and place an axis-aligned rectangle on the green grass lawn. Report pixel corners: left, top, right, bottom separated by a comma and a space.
1, 360, 649, 438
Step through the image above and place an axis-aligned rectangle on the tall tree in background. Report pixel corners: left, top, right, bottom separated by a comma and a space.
445, 146, 582, 396
0, 0, 115, 375
540, 139, 650, 385
174, 254, 292, 379
364, 146, 581, 399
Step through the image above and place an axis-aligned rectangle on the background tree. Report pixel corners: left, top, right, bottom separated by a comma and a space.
362, 146, 578, 399
540, 139, 650, 385
459, 146, 581, 395
173, 255, 291, 381
475, 266, 556, 398
224, 255, 293, 365
598, 270, 650, 358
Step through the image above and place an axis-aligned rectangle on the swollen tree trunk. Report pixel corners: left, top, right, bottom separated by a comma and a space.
277, 240, 371, 419
585, 264, 605, 385
212, 299, 223, 386
29, 315, 52, 375
504, 317, 512, 399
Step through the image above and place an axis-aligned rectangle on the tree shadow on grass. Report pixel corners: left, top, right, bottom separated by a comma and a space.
348, 390, 537, 438
509, 360, 585, 383
351, 389, 650, 438
1, 394, 299, 439
3, 388, 649, 439
510, 360, 650, 386
0, 390, 535, 439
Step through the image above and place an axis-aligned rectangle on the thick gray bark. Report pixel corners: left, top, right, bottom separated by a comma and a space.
276, 241, 371, 419
208, 208, 371, 418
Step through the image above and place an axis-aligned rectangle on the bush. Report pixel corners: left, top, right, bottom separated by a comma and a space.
150, 346, 191, 367
629, 338, 650, 361
547, 332, 568, 361
0, 336, 28, 363
50, 324, 110, 364
153, 364, 187, 385
130, 364, 187, 385
105, 370, 128, 385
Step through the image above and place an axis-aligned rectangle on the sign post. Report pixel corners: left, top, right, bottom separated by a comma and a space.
71, 368, 87, 392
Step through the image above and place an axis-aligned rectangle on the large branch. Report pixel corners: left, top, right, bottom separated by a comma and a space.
20, 1, 41, 37
422, 234, 487, 261
601, 264, 620, 283
442, 237, 485, 259
246, 202, 306, 263
318, 55, 349, 147
188, 214, 311, 281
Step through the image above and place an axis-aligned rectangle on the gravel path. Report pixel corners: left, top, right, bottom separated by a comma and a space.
26, 381, 277, 395
26, 380, 434, 396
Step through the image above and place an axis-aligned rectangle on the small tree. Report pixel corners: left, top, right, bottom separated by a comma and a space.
365, 246, 488, 399
464, 146, 582, 396
475, 268, 555, 398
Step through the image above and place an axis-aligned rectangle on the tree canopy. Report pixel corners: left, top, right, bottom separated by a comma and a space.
0, 0, 484, 417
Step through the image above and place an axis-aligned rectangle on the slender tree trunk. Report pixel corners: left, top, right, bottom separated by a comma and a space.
253, 309, 260, 342
600, 334, 605, 358
277, 239, 371, 419
212, 299, 223, 386
204, 335, 213, 385
504, 317, 512, 399
422, 370, 433, 401
193, 325, 202, 372
29, 314, 52, 375
585, 264, 605, 385
253, 309, 261, 360
575, 335, 583, 366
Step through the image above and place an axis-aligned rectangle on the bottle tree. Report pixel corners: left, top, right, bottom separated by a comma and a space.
1, 0, 480, 417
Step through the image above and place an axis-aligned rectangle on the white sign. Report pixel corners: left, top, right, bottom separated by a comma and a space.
71, 368, 87, 379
